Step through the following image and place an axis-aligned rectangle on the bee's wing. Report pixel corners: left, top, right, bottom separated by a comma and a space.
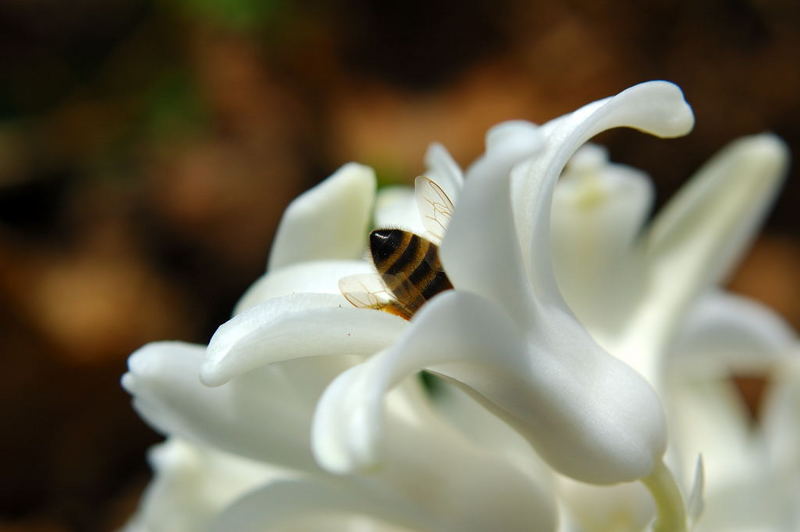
339, 273, 390, 309
338, 273, 413, 319
414, 175, 454, 243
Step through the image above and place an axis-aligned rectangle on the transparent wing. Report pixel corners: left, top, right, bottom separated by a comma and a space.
339, 273, 393, 309
338, 273, 413, 319
415, 175, 455, 243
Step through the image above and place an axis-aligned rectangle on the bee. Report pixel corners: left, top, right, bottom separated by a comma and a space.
340, 176, 455, 320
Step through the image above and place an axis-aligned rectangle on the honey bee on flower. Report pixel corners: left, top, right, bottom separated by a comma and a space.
339, 176, 455, 320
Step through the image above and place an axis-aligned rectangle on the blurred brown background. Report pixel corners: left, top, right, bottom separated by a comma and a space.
0, 1, 798, 530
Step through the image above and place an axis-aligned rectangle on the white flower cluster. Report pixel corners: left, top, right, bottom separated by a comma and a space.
122, 82, 799, 532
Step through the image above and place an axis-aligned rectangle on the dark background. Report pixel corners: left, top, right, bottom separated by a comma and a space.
1, 1, 798, 530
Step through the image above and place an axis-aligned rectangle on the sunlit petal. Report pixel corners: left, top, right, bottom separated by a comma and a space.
122, 343, 319, 471
638, 134, 788, 354
440, 121, 544, 330
234, 260, 372, 315
202, 293, 407, 387
516, 81, 694, 308
671, 290, 797, 377
763, 354, 800, 480
694, 472, 792, 532
552, 144, 653, 337
220, 395, 558, 532
665, 373, 756, 494
314, 379, 558, 532
210, 478, 432, 532
425, 378, 538, 466
268, 163, 376, 271
314, 290, 666, 484
123, 438, 278, 532
557, 477, 654, 532
760, 358, 800, 532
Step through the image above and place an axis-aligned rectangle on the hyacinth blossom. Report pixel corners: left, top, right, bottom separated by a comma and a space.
122, 81, 797, 531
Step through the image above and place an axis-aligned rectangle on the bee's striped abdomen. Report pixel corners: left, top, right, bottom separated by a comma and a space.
370, 229, 453, 316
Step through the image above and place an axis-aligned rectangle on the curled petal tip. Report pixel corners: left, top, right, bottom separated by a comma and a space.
205, 293, 408, 388
619, 81, 695, 138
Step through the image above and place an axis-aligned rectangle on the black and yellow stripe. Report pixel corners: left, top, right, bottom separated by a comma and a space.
369, 229, 453, 317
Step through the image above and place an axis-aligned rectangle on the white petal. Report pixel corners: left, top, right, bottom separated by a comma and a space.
122, 342, 319, 471
440, 121, 544, 330
424, 142, 463, 201
483, 120, 543, 155
515, 81, 694, 308
374, 186, 427, 235
268, 163, 376, 271
310, 291, 524, 474
314, 290, 667, 484
557, 476, 654, 532
664, 370, 756, 492
425, 377, 539, 466
648, 134, 787, 283
763, 353, 800, 479
123, 438, 278, 532
693, 468, 794, 532
203, 293, 407, 386
234, 260, 372, 315
330, 380, 558, 532
552, 145, 653, 336
209, 478, 432, 532
671, 290, 797, 377
638, 134, 789, 354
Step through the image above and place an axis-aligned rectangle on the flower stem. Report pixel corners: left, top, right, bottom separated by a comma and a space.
641, 459, 688, 532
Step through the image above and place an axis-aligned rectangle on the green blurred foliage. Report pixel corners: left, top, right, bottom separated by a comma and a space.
144, 71, 207, 141
164, 0, 286, 30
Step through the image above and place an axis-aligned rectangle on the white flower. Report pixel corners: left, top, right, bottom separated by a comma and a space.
312, 82, 693, 505
666, 294, 799, 532
122, 80, 796, 532
546, 134, 794, 531
121, 437, 278, 532
124, 164, 556, 531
